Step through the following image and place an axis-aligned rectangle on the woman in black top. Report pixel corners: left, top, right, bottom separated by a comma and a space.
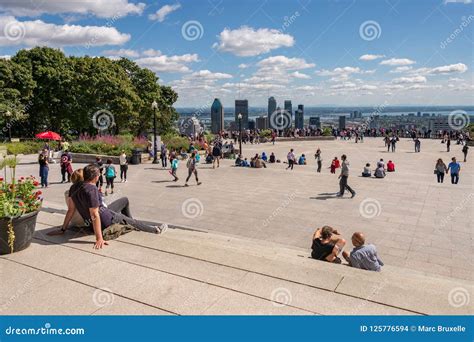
311, 226, 346, 263
38, 149, 49, 187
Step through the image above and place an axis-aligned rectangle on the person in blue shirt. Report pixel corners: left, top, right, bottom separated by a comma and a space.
447, 157, 461, 184
342, 232, 383, 272
298, 154, 306, 165
261, 152, 268, 162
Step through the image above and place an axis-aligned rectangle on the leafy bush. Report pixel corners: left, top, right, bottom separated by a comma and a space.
163, 135, 189, 152
69, 134, 147, 156
259, 129, 272, 138
322, 127, 332, 136
4, 141, 44, 155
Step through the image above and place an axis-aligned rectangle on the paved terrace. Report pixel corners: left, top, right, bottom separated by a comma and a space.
1, 137, 473, 315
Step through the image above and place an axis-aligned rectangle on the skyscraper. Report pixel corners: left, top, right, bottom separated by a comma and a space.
339, 115, 346, 130
295, 104, 304, 129
235, 100, 249, 129
268, 96, 277, 128
284, 100, 292, 119
211, 98, 224, 134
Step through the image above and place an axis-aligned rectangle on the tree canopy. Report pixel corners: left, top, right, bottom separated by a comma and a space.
0, 47, 179, 139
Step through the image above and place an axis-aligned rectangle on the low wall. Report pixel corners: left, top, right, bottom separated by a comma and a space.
70, 153, 149, 164
277, 136, 336, 142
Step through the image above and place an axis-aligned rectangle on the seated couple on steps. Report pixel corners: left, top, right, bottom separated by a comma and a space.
48, 164, 167, 249
311, 226, 383, 272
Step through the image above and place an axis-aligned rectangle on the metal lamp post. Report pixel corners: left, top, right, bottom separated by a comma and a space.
5, 111, 12, 142
151, 100, 159, 164
237, 113, 242, 156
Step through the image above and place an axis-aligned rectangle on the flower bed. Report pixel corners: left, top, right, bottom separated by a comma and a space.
69, 134, 148, 156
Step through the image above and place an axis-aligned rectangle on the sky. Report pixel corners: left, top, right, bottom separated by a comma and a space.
0, 0, 473, 108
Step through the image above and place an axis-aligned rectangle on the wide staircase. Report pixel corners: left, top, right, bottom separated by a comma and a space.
1, 210, 472, 315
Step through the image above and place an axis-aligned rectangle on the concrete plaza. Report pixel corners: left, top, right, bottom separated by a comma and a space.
0, 137, 472, 315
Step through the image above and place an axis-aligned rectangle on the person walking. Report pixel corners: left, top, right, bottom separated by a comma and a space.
390, 136, 397, 152
170, 157, 179, 182
447, 157, 461, 184
414, 138, 421, 152
286, 149, 296, 170
212, 142, 221, 169
104, 159, 117, 195
315, 148, 322, 173
462, 144, 469, 162
38, 149, 49, 188
160, 144, 168, 169
119, 150, 128, 183
337, 154, 356, 198
435, 158, 448, 183
185, 152, 201, 187
446, 138, 451, 153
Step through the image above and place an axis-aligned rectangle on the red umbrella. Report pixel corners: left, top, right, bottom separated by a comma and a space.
35, 131, 61, 141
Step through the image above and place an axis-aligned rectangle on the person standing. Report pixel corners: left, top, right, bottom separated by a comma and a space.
212, 142, 221, 169
170, 157, 179, 182
462, 144, 469, 162
95, 156, 104, 191
38, 149, 49, 188
104, 159, 116, 195
160, 144, 168, 169
447, 157, 461, 184
60, 150, 73, 183
390, 136, 397, 152
286, 149, 296, 170
446, 138, 451, 152
119, 150, 128, 183
315, 148, 322, 173
185, 152, 201, 187
337, 154, 356, 198
435, 158, 448, 183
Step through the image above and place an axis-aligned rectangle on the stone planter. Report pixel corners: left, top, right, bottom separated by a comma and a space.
0, 210, 39, 255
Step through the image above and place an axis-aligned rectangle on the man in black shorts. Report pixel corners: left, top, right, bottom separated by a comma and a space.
51, 165, 165, 249
212, 141, 221, 169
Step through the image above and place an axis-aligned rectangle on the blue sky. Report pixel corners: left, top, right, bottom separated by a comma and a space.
0, 0, 473, 107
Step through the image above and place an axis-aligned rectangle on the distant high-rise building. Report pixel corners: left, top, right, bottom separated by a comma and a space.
211, 98, 224, 134
256, 116, 268, 130
284, 100, 292, 119
417, 111, 421, 117
268, 96, 277, 128
295, 104, 304, 129
235, 100, 249, 129
248, 120, 255, 130
179, 117, 202, 137
339, 115, 346, 130
309, 117, 321, 129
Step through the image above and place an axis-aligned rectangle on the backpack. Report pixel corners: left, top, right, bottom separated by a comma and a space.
106, 165, 116, 178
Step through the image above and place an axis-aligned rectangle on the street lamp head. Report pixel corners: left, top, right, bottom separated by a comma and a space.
238, 113, 242, 120
151, 100, 158, 109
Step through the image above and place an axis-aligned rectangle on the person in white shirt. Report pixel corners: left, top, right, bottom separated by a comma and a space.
119, 150, 128, 183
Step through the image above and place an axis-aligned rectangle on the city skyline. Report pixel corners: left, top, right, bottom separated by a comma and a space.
0, 0, 473, 107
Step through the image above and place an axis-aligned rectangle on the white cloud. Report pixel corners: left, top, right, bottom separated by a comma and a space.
330, 82, 357, 90
389, 66, 413, 73
188, 70, 232, 80
0, 16, 130, 47
149, 4, 181, 22
213, 26, 294, 56
0, 0, 145, 18
380, 58, 416, 66
238, 63, 249, 69
0, 55, 11, 59
315, 66, 373, 77
360, 85, 377, 90
392, 76, 427, 84
102, 48, 139, 58
135, 53, 199, 73
425, 63, 467, 75
359, 54, 385, 61
142, 49, 162, 57
291, 71, 311, 79
257, 56, 315, 71
444, 0, 472, 4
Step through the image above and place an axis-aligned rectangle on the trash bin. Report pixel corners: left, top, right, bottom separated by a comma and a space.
131, 148, 143, 165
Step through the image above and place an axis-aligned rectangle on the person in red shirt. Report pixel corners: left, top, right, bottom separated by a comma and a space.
330, 157, 340, 174
387, 160, 395, 172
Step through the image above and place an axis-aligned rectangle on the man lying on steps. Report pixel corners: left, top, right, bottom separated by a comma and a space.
49, 164, 166, 249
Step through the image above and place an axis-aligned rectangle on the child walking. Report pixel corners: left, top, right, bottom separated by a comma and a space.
104, 159, 116, 196
170, 157, 179, 182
